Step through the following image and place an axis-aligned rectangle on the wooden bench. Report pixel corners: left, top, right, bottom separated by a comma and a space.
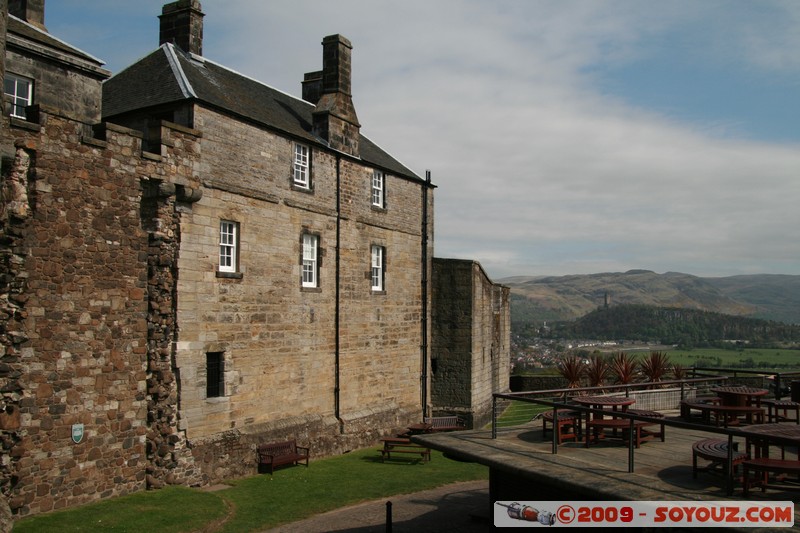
742, 458, 800, 495
680, 401, 765, 427
762, 399, 800, 424
692, 438, 747, 479
541, 410, 581, 444
585, 419, 649, 448
627, 409, 666, 442
257, 440, 310, 474
379, 437, 431, 462
424, 415, 466, 432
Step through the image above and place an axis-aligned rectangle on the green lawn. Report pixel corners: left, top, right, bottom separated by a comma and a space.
665, 347, 800, 370
13, 447, 488, 533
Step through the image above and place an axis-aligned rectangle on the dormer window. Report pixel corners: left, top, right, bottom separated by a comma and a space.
4, 74, 33, 119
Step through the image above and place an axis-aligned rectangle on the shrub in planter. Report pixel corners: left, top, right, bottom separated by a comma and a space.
557, 355, 585, 389
610, 352, 639, 385
640, 351, 671, 388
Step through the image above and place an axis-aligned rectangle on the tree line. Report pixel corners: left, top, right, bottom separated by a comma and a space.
546, 304, 800, 349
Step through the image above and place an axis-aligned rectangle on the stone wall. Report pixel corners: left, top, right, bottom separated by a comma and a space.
431, 258, 510, 428
0, 110, 202, 516
163, 105, 430, 482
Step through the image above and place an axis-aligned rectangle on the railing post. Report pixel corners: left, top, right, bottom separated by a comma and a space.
386, 501, 393, 532
628, 417, 635, 473
552, 407, 558, 454
775, 373, 782, 400
726, 435, 734, 496
492, 395, 497, 439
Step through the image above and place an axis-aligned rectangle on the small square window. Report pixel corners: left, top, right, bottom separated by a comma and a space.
219, 220, 239, 273
302, 233, 319, 288
371, 245, 385, 292
372, 170, 385, 208
4, 74, 33, 119
206, 352, 224, 398
293, 143, 310, 188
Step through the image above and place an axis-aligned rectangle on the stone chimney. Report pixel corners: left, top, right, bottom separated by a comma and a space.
302, 71, 323, 105
9, 0, 46, 31
311, 35, 360, 157
159, 0, 204, 56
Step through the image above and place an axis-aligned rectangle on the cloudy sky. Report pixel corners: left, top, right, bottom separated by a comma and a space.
45, 1, 799, 280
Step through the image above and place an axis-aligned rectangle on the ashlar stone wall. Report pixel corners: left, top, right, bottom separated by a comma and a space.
171, 105, 430, 481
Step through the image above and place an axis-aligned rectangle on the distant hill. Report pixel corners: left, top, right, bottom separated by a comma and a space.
500, 271, 800, 325
555, 304, 800, 346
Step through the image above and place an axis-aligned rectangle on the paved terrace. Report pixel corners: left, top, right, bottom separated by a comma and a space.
414, 412, 800, 531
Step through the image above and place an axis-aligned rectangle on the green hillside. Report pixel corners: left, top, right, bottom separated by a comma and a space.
501, 271, 800, 325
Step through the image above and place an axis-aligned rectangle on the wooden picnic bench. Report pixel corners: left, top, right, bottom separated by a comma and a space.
379, 437, 431, 462
742, 458, 800, 495
762, 399, 800, 424
424, 415, 466, 432
692, 438, 747, 479
257, 440, 310, 474
626, 409, 666, 443
680, 401, 764, 427
585, 419, 649, 448
541, 410, 581, 444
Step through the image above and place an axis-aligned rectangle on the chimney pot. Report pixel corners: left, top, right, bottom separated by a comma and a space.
159, 0, 204, 56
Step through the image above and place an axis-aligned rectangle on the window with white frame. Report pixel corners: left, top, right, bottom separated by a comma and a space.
302, 233, 319, 288
293, 143, 310, 188
371, 245, 385, 292
371, 170, 385, 208
219, 220, 238, 273
4, 74, 33, 119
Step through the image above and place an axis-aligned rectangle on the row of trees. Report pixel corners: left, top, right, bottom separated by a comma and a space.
548, 304, 799, 348
557, 351, 683, 389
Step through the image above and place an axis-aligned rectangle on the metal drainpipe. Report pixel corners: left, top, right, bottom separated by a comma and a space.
420, 170, 431, 418
335, 155, 342, 429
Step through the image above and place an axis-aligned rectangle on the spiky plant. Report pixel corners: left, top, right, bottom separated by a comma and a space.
610, 351, 639, 385
672, 363, 688, 381
557, 355, 585, 389
585, 354, 610, 388
640, 351, 671, 387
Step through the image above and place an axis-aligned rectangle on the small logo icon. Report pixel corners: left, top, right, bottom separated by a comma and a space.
497, 502, 556, 525
71, 423, 84, 444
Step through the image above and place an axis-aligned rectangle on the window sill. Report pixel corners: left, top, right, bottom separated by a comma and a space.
371, 205, 387, 212
205, 396, 229, 403
9, 117, 41, 132
291, 183, 314, 194
216, 271, 243, 280
371, 290, 387, 296
301, 286, 322, 293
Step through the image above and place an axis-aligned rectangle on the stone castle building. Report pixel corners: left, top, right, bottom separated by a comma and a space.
0, 0, 509, 522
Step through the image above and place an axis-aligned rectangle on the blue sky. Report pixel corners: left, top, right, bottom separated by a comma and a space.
42, 1, 800, 280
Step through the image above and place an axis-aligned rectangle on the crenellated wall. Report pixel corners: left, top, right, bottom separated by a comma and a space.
0, 108, 203, 516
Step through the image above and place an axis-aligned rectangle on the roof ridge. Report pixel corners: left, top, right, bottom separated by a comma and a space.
164, 43, 197, 99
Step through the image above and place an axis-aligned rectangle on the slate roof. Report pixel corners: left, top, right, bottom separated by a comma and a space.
103, 44, 421, 182
7, 15, 108, 74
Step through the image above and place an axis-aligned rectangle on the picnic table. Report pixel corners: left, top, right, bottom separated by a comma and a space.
573, 395, 642, 447
738, 423, 800, 495
708, 386, 769, 426
710, 386, 769, 408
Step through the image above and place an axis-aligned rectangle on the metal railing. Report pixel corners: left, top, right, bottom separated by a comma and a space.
690, 367, 800, 400
491, 375, 797, 496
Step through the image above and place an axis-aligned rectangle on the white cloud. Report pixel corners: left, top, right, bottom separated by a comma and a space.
48, 0, 800, 278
